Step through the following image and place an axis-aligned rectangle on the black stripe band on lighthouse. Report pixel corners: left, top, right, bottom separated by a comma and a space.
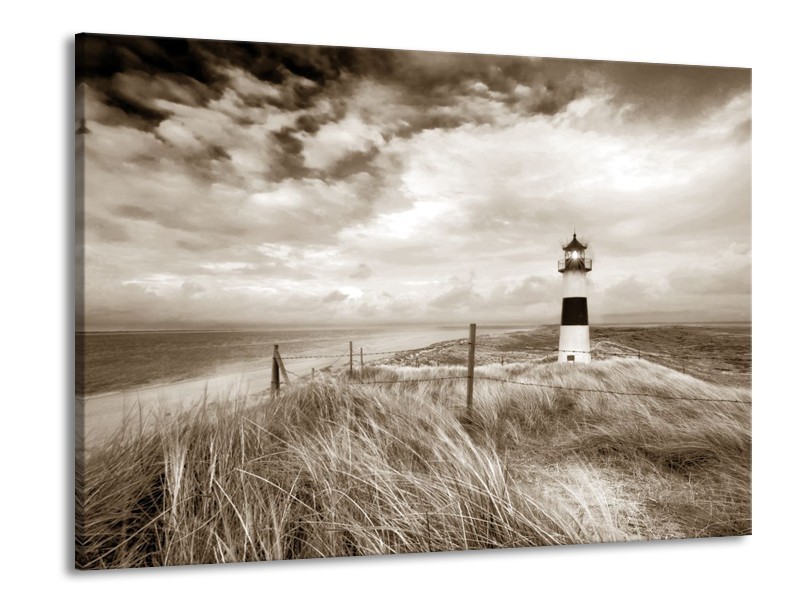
558, 233, 592, 363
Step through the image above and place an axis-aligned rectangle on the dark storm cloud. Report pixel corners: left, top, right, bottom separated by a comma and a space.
294, 113, 325, 134
78, 36, 219, 127
270, 126, 309, 180
77, 35, 215, 83
323, 146, 382, 180
79, 34, 750, 142
207, 144, 232, 161
104, 94, 171, 128
594, 60, 751, 123
354, 52, 591, 140
77, 35, 368, 119
78, 35, 595, 192
112, 70, 210, 112
79, 35, 751, 328
381, 53, 582, 113
266, 105, 354, 181
198, 39, 369, 86
78, 35, 586, 133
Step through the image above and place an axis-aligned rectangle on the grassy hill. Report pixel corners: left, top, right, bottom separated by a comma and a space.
76, 333, 751, 568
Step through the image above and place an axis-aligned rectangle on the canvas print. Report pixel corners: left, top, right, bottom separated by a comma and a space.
75, 34, 751, 569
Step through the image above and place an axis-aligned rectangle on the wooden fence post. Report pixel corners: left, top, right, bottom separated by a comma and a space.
311, 368, 315, 381
360, 347, 364, 372
275, 347, 289, 384
271, 344, 280, 397
349, 341, 354, 377
466, 323, 476, 410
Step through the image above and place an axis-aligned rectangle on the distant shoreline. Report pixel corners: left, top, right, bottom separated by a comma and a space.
77, 323, 751, 400
77, 326, 522, 399
76, 321, 751, 334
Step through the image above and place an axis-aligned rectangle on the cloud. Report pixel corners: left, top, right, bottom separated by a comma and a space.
323, 290, 348, 303
302, 115, 385, 171
114, 205, 156, 221
181, 281, 205, 297
77, 35, 751, 329
600, 276, 662, 309
83, 213, 129, 243
349, 263, 373, 279
667, 246, 751, 295
429, 276, 482, 311
488, 276, 561, 307
595, 61, 751, 124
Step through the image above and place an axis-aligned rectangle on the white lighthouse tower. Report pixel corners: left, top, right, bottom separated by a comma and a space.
558, 233, 592, 363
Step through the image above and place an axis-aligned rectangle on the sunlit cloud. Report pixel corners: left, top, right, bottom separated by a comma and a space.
77, 36, 751, 329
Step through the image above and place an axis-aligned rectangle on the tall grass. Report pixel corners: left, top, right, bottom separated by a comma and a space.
77, 358, 750, 569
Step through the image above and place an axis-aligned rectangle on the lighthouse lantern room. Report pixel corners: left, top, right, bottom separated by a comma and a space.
558, 233, 592, 363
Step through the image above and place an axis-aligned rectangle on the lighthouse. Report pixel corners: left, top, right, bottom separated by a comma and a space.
558, 233, 592, 363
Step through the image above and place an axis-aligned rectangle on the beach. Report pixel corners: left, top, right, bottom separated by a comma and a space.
77, 325, 524, 448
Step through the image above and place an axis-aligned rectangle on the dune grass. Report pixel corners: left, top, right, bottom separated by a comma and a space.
76, 358, 751, 569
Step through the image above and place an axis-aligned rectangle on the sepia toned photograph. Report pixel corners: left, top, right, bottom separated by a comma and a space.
75, 33, 751, 569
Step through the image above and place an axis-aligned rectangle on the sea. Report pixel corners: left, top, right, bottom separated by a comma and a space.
76, 325, 526, 397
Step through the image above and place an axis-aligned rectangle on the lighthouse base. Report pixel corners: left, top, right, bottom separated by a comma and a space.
558, 326, 591, 364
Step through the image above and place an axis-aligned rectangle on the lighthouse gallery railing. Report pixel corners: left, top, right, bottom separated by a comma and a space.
558, 257, 592, 272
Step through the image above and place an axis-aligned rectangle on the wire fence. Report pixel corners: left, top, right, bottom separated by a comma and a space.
267, 324, 752, 407
343, 375, 749, 405
526, 347, 751, 361
281, 347, 432, 360
280, 346, 749, 363
474, 376, 751, 404
351, 376, 467, 385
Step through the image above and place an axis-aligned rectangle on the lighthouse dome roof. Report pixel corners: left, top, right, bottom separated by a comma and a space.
562, 233, 588, 252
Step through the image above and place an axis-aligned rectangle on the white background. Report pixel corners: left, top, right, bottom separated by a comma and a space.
1, 1, 796, 598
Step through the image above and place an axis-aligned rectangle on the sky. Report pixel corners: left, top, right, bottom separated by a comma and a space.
76, 34, 751, 330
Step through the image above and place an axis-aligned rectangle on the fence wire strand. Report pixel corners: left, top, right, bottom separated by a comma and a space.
474, 376, 751, 405
281, 347, 748, 362
329, 374, 750, 404
283, 346, 433, 360
350, 376, 467, 385
280, 352, 349, 360
273, 333, 751, 406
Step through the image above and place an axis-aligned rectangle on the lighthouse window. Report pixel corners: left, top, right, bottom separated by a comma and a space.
567, 355, 575, 362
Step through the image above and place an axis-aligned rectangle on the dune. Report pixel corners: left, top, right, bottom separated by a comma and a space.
77, 356, 751, 568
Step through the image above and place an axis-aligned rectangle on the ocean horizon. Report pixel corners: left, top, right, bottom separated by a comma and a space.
76, 324, 528, 397
75, 322, 751, 397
